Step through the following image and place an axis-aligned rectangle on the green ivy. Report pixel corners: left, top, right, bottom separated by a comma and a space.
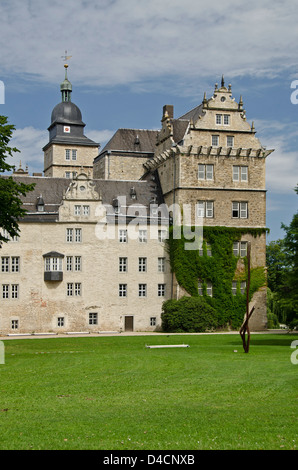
166, 226, 267, 329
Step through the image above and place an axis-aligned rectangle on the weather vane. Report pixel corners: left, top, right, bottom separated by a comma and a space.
61, 50, 72, 67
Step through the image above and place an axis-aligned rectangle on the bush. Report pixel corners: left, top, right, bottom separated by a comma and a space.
161, 296, 218, 333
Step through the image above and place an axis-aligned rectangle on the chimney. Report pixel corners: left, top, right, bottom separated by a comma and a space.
163, 105, 174, 119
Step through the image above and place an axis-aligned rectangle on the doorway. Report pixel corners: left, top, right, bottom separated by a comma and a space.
124, 316, 134, 332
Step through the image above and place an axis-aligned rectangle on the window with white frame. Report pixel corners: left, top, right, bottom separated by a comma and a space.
233, 241, 248, 257
138, 283, 147, 297
119, 257, 127, 273
139, 230, 147, 243
119, 284, 127, 297
223, 114, 230, 125
74, 205, 81, 216
1, 257, 9, 272
74, 256, 82, 271
212, 135, 219, 146
2, 284, 9, 299
65, 171, 71, 179
75, 228, 82, 242
72, 149, 77, 161
66, 228, 73, 242
67, 282, 81, 296
216, 114, 222, 125
198, 281, 203, 296
44, 257, 63, 272
197, 201, 214, 218
198, 164, 214, 180
158, 229, 167, 242
232, 202, 248, 219
240, 281, 246, 294
227, 136, 234, 147
11, 257, 20, 273
65, 149, 71, 161
158, 257, 165, 273
139, 257, 147, 272
233, 166, 248, 182
215, 114, 230, 125
158, 283, 165, 297
206, 282, 213, 297
232, 281, 237, 296
83, 205, 90, 216
0, 230, 19, 242
2, 284, 19, 299
119, 229, 127, 243
66, 256, 73, 271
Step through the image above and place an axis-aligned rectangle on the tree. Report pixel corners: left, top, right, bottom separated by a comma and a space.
0, 115, 35, 246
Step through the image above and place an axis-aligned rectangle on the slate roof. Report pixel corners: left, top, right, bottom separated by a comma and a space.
97, 129, 158, 159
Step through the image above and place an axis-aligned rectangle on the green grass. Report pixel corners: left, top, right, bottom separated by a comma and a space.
0, 333, 297, 450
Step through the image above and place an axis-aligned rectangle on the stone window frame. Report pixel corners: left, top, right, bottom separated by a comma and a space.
89, 312, 98, 325
197, 201, 214, 218
232, 201, 248, 219
198, 164, 214, 181
138, 257, 147, 272
119, 283, 127, 297
158, 283, 166, 297
233, 165, 248, 182
119, 257, 127, 273
138, 283, 147, 297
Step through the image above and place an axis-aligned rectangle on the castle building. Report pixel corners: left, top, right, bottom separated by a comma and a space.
0, 72, 273, 335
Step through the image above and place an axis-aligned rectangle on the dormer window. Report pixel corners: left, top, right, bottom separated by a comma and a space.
36, 195, 45, 212
43, 252, 64, 281
130, 187, 137, 199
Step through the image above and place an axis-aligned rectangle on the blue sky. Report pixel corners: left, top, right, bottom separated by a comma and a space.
0, 0, 297, 242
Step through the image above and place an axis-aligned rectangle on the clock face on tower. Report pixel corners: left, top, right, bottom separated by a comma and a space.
64, 126, 70, 133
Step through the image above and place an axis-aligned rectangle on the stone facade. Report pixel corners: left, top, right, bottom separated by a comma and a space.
0, 76, 273, 335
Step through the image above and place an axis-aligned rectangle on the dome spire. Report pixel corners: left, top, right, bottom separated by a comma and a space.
60, 64, 72, 102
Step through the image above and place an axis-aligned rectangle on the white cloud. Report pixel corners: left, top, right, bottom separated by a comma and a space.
1, 0, 298, 90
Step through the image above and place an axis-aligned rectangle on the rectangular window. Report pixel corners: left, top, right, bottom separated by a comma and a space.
74, 283, 81, 296
57, 317, 64, 327
150, 317, 157, 326
74, 205, 81, 216
197, 201, 214, 218
139, 257, 147, 272
139, 230, 147, 243
83, 205, 90, 216
89, 313, 98, 325
206, 282, 213, 297
198, 164, 214, 180
232, 281, 237, 296
66, 228, 73, 242
75, 256, 82, 272
119, 229, 127, 243
75, 228, 82, 242
232, 202, 248, 219
212, 135, 219, 146
158, 257, 165, 273
66, 256, 73, 271
233, 166, 248, 182
119, 257, 127, 273
223, 114, 230, 125
1, 257, 9, 273
65, 149, 71, 161
119, 284, 127, 297
240, 281, 247, 294
158, 283, 165, 297
216, 114, 222, 124
65, 171, 71, 179
72, 149, 77, 161
11, 319, 19, 330
198, 281, 203, 296
44, 257, 62, 272
11, 257, 20, 273
139, 284, 147, 297
227, 136, 234, 147
158, 229, 167, 242
2, 284, 9, 299
11, 284, 19, 299
67, 283, 73, 296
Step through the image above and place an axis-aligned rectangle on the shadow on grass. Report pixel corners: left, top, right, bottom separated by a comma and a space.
229, 334, 297, 347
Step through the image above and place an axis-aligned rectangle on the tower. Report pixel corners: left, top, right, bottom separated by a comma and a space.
43, 64, 99, 178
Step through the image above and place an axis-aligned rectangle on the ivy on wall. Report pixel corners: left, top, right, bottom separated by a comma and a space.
166, 226, 267, 329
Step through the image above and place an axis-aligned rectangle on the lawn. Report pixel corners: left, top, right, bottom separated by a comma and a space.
0, 333, 297, 450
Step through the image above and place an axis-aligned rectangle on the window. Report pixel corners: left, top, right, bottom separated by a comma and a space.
158, 284, 165, 297
139, 257, 147, 272
65, 149, 71, 161
215, 114, 230, 125
232, 281, 237, 296
233, 166, 248, 182
72, 150, 77, 161
1, 257, 9, 273
198, 164, 214, 180
66, 228, 73, 242
74, 256, 82, 271
240, 281, 246, 294
150, 317, 157, 326
74, 205, 81, 216
223, 114, 230, 125
65, 172, 71, 179
2, 284, 9, 299
232, 281, 246, 295
0, 230, 19, 242
44, 257, 62, 272
11, 319, 19, 330
158, 257, 165, 273
212, 135, 219, 146
67, 283, 73, 296
57, 317, 64, 327
119, 257, 127, 273
197, 201, 214, 218
139, 230, 147, 243
119, 284, 127, 297
11, 257, 20, 273
233, 241, 248, 257
139, 284, 147, 297
227, 136, 234, 147
66, 256, 73, 271
216, 114, 222, 125
232, 202, 248, 219
158, 230, 167, 242
206, 282, 213, 297
89, 313, 98, 325
83, 205, 90, 216
74, 283, 81, 296
75, 228, 82, 243
119, 229, 127, 243
198, 281, 203, 296
67, 283, 81, 296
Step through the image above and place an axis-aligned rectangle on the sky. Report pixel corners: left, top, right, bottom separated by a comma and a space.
0, 0, 297, 242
